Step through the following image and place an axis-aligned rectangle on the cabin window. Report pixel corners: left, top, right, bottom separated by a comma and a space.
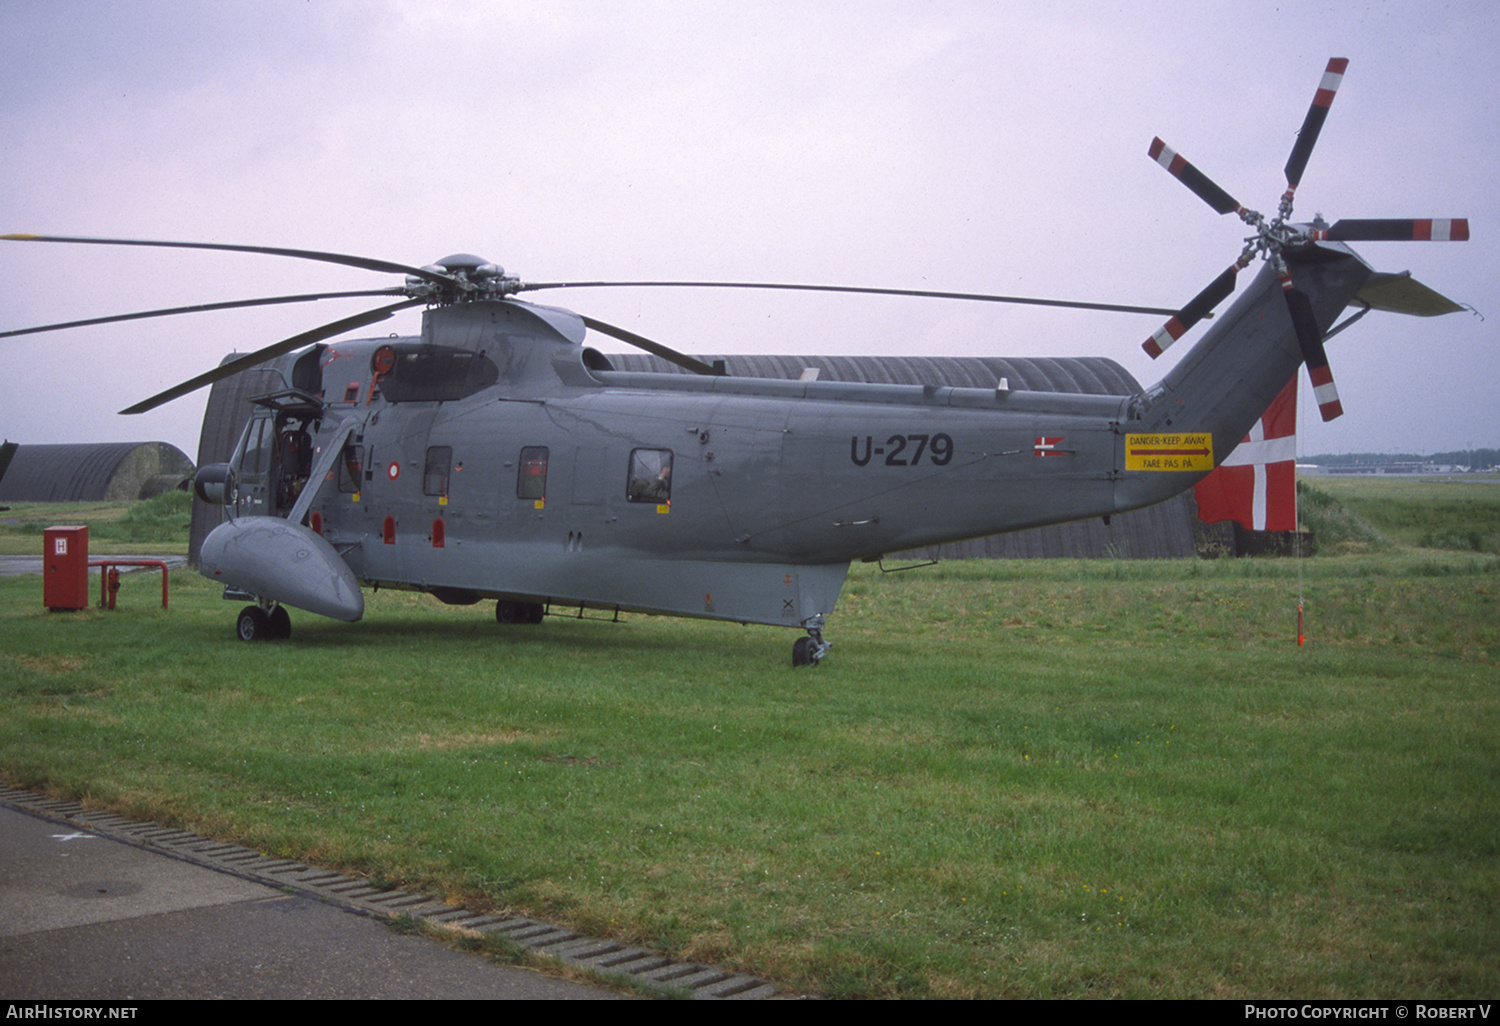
517, 446, 548, 500
424, 446, 452, 496
626, 449, 672, 503
338, 444, 364, 493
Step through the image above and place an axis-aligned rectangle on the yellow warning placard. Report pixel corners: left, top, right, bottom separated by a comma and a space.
1125, 433, 1214, 471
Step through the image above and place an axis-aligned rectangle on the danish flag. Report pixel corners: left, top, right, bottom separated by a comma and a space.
1034, 436, 1067, 457
1194, 378, 1297, 531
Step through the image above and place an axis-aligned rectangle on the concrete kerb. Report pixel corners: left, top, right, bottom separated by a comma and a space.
0, 783, 786, 1000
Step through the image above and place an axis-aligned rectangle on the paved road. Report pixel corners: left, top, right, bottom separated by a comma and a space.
0, 803, 620, 1000
0, 555, 187, 578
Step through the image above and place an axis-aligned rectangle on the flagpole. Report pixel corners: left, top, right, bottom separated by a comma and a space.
1296, 380, 1306, 646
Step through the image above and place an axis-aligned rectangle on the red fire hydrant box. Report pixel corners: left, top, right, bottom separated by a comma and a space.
43, 526, 89, 611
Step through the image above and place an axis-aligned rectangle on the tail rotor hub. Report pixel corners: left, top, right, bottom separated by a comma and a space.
1141, 58, 1469, 422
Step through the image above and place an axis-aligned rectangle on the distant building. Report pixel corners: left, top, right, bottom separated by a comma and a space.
0, 442, 194, 502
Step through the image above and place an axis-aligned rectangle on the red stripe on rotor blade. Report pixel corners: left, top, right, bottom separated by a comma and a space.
1142, 317, 1185, 358
1416, 219, 1470, 241
1315, 58, 1349, 105
1308, 364, 1343, 421
1149, 138, 1188, 177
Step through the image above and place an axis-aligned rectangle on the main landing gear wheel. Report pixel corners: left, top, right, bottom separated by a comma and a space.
495, 599, 545, 624
237, 605, 270, 641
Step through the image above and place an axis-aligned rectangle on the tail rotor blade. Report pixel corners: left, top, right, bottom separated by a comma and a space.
1148, 138, 1243, 215
1317, 218, 1470, 242
1283, 284, 1343, 421
1285, 58, 1349, 189
1143, 264, 1240, 358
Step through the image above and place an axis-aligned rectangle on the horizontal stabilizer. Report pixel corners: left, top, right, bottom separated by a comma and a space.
1351, 271, 1465, 317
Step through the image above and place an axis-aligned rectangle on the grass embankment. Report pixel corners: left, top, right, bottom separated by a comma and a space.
0, 491, 192, 555
1301, 474, 1500, 555
1, 482, 1496, 998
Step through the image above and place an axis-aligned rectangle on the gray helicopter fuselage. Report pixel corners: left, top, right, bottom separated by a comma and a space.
211, 243, 1374, 632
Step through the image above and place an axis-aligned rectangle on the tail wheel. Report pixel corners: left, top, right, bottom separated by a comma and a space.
792, 636, 818, 667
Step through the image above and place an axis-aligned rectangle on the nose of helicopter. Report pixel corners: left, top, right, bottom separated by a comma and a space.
199, 518, 364, 622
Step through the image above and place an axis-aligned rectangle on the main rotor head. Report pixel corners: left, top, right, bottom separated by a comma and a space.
404, 253, 521, 303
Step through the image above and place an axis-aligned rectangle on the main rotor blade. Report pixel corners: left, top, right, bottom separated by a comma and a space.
120, 298, 424, 414
1283, 284, 1343, 421
1142, 264, 1241, 358
1, 289, 405, 340
1148, 138, 1243, 216
578, 315, 724, 376
1, 234, 456, 287
1284, 58, 1348, 189
1316, 218, 1470, 242
521, 280, 1178, 317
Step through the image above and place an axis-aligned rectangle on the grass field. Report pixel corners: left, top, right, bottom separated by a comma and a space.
2, 480, 1497, 998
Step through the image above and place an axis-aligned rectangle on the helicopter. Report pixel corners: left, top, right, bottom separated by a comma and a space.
1, 59, 1469, 665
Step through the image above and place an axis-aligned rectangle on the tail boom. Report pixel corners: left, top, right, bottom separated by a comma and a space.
1114, 245, 1372, 513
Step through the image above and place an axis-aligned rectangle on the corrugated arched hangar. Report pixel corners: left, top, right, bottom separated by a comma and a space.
0, 441, 194, 503
191, 341, 1195, 564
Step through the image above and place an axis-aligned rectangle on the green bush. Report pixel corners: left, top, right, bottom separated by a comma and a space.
1296, 480, 1388, 552
111, 490, 193, 544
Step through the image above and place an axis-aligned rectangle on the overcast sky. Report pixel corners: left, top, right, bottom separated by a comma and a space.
2, 0, 1495, 461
